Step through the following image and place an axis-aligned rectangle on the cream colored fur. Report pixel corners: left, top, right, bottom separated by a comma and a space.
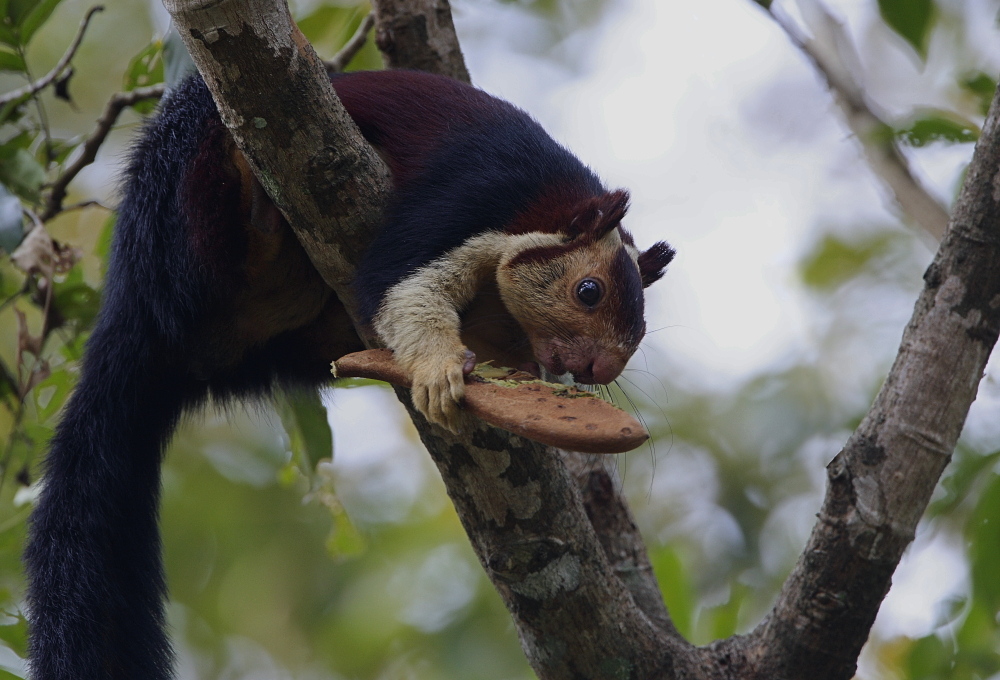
374, 231, 564, 431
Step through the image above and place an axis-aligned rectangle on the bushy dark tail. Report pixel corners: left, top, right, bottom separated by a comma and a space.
24, 319, 185, 680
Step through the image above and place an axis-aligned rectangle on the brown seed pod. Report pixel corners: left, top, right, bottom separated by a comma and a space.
333, 349, 649, 454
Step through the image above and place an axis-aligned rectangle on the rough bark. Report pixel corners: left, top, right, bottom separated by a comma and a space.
370, 0, 470, 83
162, 0, 391, 303
740, 79, 1000, 679
563, 452, 676, 636
399, 395, 680, 679
162, 0, 1000, 677
163, 1, 683, 677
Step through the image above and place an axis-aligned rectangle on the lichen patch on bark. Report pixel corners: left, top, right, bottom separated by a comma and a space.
509, 553, 582, 600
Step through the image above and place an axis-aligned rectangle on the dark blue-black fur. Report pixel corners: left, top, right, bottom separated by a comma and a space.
351, 91, 605, 323
22, 76, 218, 680
23, 75, 358, 680
23, 69, 605, 680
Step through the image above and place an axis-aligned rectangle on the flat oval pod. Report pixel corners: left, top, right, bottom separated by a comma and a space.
333, 349, 649, 454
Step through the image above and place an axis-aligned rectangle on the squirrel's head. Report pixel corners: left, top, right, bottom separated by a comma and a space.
498, 189, 675, 384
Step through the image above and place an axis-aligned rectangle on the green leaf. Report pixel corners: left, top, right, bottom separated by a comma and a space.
0, 26, 16, 48
326, 496, 365, 559
58, 328, 87, 362
0, 130, 31, 159
277, 390, 333, 471
95, 212, 114, 278
960, 72, 998, 117
298, 4, 357, 45
123, 41, 163, 93
928, 447, 1000, 517
335, 377, 386, 389
0, 612, 27, 659
0, 0, 17, 47
32, 366, 72, 421
649, 546, 695, 638
894, 111, 979, 147
0, 148, 42, 202
0, 48, 22, 71
799, 234, 893, 290
18, 0, 63, 45
905, 634, 952, 680
0, 182, 23, 253
52, 273, 100, 330
123, 42, 165, 115
967, 473, 1000, 615
953, 600, 1000, 677
696, 582, 749, 643
0, 93, 29, 126
877, 0, 935, 58
751, 0, 773, 8
298, 3, 380, 71
45, 138, 80, 166
5, 0, 35, 28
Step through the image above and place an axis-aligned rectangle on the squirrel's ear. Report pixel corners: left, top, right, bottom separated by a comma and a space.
638, 241, 675, 287
568, 189, 630, 240
592, 189, 630, 240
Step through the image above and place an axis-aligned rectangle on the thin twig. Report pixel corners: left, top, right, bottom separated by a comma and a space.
60, 199, 111, 213
755, 0, 949, 242
41, 84, 165, 221
0, 6, 104, 108
325, 13, 375, 72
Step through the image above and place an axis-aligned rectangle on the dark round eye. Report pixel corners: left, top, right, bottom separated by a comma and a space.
575, 278, 602, 307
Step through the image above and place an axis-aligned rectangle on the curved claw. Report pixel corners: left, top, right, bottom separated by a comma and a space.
409, 349, 474, 433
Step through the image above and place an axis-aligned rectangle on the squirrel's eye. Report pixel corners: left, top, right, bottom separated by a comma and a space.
575, 279, 602, 307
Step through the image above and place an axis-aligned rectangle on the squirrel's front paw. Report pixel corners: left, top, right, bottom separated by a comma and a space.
410, 349, 476, 433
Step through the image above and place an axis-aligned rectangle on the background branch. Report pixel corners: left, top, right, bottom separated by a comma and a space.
41, 84, 165, 221
754, 0, 950, 242
369, 0, 470, 83
0, 6, 104, 108
734, 78, 1000, 680
325, 12, 375, 72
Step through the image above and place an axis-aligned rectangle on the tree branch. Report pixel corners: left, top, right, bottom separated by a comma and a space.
324, 12, 375, 73
562, 451, 676, 635
754, 0, 950, 242
367, 0, 688, 666
0, 6, 104, 108
736, 78, 1000, 680
400, 395, 681, 678
163, 0, 1000, 677
163, 0, 687, 677
163, 0, 391, 303
369, 0, 470, 83
41, 84, 165, 222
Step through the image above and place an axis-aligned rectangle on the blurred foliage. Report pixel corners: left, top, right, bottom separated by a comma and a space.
892, 109, 980, 148
877, 0, 935, 58
799, 233, 895, 290
959, 72, 997, 117
0, 0, 996, 679
298, 3, 382, 71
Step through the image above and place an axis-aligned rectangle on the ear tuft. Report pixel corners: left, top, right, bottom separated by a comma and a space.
594, 189, 630, 238
638, 241, 675, 287
570, 189, 630, 240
